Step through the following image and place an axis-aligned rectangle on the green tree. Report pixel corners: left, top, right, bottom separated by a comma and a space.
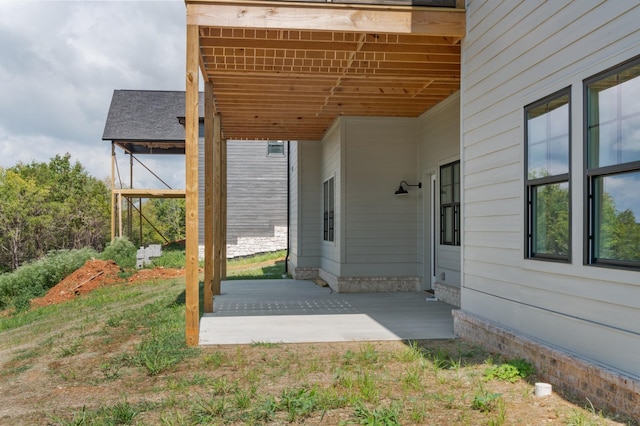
610, 209, 640, 262
128, 198, 186, 246
534, 183, 569, 256
0, 154, 110, 270
0, 169, 49, 271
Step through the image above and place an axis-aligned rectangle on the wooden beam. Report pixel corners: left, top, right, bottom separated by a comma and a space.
221, 138, 227, 279
110, 142, 116, 241
112, 188, 186, 199
187, 3, 465, 37
185, 23, 200, 347
204, 81, 215, 313
213, 113, 222, 295
117, 192, 123, 238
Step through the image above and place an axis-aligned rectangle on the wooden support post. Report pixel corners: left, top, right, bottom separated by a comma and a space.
221, 138, 227, 279
110, 142, 116, 241
118, 193, 123, 238
213, 113, 222, 295
185, 23, 200, 346
128, 154, 133, 239
139, 198, 143, 246
204, 81, 214, 313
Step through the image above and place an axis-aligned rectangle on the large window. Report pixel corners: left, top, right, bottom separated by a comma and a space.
323, 177, 334, 242
524, 89, 571, 261
585, 56, 640, 268
440, 161, 460, 246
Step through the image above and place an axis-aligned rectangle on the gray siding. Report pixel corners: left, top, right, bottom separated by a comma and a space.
198, 140, 287, 256
461, 0, 640, 378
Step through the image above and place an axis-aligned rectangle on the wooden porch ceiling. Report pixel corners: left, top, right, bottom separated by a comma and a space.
187, 1, 465, 141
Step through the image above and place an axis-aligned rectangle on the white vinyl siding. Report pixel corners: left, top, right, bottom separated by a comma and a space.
296, 141, 322, 267
417, 92, 461, 288
462, 1, 640, 377
320, 123, 341, 276
342, 116, 419, 277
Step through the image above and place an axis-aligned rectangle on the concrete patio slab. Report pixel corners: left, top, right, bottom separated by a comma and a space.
199, 279, 456, 345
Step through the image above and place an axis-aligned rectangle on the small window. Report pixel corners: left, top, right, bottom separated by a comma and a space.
585, 55, 640, 268
323, 177, 335, 242
267, 141, 285, 156
524, 88, 571, 261
440, 161, 460, 246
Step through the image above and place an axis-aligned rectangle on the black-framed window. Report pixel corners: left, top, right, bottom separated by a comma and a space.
525, 88, 571, 261
440, 161, 460, 246
323, 177, 334, 242
585, 55, 640, 268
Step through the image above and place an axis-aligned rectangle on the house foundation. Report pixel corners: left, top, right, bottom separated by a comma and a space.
433, 282, 460, 307
453, 310, 640, 421
318, 269, 421, 293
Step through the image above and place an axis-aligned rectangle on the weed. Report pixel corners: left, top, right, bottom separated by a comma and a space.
401, 366, 424, 392
350, 401, 401, 425
211, 376, 239, 395
471, 386, 502, 413
99, 399, 139, 425
160, 411, 187, 426
202, 350, 227, 368
234, 387, 254, 410
191, 396, 228, 423
358, 343, 380, 364
357, 371, 379, 403
249, 395, 277, 422
484, 358, 534, 382
278, 387, 318, 422
488, 398, 507, 425
59, 338, 83, 358
100, 359, 123, 380
399, 340, 426, 363
1, 364, 31, 376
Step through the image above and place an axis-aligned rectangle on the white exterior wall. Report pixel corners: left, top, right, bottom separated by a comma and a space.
289, 140, 321, 273
342, 117, 419, 277
417, 92, 461, 290
320, 121, 342, 277
288, 141, 300, 270
461, 0, 640, 378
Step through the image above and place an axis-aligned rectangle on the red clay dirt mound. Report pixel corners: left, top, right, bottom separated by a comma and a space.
31, 260, 187, 307
31, 259, 123, 307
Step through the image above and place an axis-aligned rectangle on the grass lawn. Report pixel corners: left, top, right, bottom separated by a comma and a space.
0, 253, 635, 425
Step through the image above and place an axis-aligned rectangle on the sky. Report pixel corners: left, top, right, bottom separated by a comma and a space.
0, 0, 189, 189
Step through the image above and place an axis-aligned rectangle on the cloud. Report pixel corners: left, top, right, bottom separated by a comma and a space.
0, 1, 186, 188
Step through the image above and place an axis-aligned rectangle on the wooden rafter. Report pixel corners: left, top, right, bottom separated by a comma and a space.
188, 1, 463, 140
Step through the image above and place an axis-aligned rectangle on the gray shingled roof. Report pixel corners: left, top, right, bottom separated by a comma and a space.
102, 90, 203, 154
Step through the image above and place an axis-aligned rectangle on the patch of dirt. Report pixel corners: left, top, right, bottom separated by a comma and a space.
127, 267, 185, 283
31, 259, 123, 307
31, 260, 185, 307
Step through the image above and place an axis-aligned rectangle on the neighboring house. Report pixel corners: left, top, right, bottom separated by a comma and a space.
102, 90, 287, 259
182, 0, 639, 419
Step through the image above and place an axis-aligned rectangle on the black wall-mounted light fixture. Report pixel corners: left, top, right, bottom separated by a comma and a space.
394, 181, 422, 195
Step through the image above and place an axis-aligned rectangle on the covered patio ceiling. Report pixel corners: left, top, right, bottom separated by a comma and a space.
187, 0, 465, 141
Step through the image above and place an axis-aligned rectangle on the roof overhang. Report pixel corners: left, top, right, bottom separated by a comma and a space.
186, 0, 465, 141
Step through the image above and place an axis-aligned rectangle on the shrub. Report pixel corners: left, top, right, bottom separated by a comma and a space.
483, 358, 535, 383
0, 248, 97, 311
100, 237, 137, 269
